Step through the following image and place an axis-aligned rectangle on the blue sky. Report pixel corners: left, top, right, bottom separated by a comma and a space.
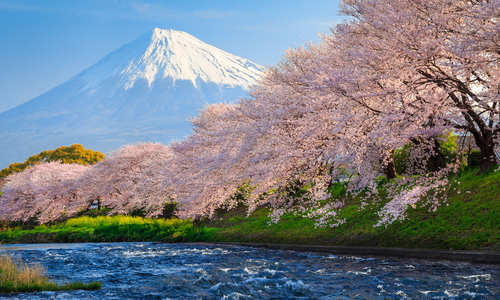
0, 0, 343, 112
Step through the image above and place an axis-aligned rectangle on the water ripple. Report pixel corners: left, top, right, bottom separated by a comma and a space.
0, 242, 498, 299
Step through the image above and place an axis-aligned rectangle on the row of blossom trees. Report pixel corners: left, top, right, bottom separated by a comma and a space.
1, 0, 498, 225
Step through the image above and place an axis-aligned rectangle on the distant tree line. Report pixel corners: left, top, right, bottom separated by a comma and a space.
0, 144, 105, 179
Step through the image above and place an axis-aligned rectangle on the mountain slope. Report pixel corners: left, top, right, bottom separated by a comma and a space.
0, 28, 264, 168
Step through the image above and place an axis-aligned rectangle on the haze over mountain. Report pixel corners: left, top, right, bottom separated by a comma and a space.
0, 28, 264, 168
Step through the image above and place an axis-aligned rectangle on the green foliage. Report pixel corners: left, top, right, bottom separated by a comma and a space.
438, 131, 458, 158
283, 179, 311, 199
0, 216, 216, 244
215, 182, 254, 216
0, 163, 25, 178
128, 207, 147, 218
161, 201, 179, 219
231, 182, 254, 206
327, 182, 347, 199
394, 144, 412, 175
0, 144, 105, 179
76, 208, 112, 218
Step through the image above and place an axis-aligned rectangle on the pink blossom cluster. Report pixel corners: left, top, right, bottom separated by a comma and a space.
376, 176, 449, 227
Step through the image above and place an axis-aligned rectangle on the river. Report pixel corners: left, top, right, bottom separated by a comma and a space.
0, 243, 498, 299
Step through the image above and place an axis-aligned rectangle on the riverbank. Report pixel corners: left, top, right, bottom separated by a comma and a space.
0, 216, 215, 244
0, 169, 498, 260
208, 169, 500, 251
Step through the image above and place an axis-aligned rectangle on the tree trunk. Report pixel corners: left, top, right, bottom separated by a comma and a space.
383, 158, 397, 179
479, 144, 497, 173
471, 132, 498, 173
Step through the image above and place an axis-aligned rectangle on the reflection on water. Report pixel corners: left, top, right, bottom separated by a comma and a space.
0, 243, 498, 299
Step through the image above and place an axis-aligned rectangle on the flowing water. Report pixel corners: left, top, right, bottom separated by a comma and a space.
0, 243, 498, 299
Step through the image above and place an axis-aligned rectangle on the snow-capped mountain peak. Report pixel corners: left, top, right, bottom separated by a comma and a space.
120, 28, 264, 90
0, 28, 264, 168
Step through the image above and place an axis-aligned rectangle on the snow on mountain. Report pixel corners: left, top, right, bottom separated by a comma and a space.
122, 28, 262, 89
0, 28, 264, 168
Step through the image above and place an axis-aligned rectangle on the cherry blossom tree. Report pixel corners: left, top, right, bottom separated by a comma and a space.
79, 143, 173, 217
253, 0, 500, 224
337, 0, 500, 172
0, 143, 174, 223
2, 0, 498, 227
0, 162, 89, 224
185, 0, 500, 224
166, 75, 341, 219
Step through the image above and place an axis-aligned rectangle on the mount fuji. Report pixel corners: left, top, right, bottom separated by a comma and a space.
0, 28, 264, 167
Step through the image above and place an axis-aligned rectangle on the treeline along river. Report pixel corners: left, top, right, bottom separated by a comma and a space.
0, 243, 498, 299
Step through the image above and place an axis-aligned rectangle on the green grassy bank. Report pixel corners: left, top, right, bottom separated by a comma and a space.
208, 168, 500, 250
0, 169, 499, 250
0, 216, 215, 244
209, 168, 500, 250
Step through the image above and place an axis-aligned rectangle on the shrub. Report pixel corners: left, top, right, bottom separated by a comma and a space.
0, 144, 104, 179
438, 132, 458, 160
76, 207, 112, 218
128, 207, 147, 218
394, 144, 412, 175
327, 182, 347, 199
161, 201, 179, 219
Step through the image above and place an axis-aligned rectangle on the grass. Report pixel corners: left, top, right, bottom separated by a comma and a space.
390, 168, 500, 249
0, 216, 216, 244
0, 251, 101, 293
206, 168, 500, 250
